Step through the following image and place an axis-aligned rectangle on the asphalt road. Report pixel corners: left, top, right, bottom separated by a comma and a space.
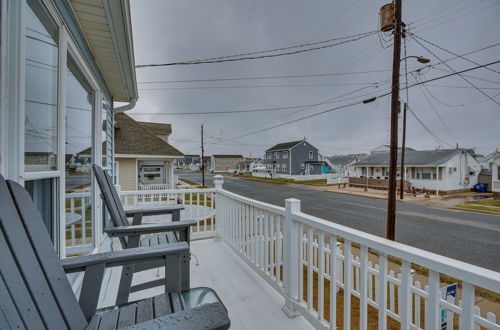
177, 171, 500, 272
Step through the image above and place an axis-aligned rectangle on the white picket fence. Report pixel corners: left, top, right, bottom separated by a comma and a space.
213, 175, 500, 330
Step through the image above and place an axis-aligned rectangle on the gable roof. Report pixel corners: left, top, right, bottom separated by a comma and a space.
212, 154, 244, 158
138, 122, 172, 135
115, 114, 183, 156
325, 154, 367, 166
266, 140, 303, 152
356, 149, 464, 167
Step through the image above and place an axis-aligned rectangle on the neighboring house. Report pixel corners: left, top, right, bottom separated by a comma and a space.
0, 0, 137, 256
264, 140, 321, 175
492, 154, 500, 198
324, 154, 367, 177
353, 148, 481, 193
176, 155, 201, 169
114, 114, 183, 190
371, 145, 416, 154
209, 155, 244, 173
237, 159, 264, 174
478, 150, 500, 169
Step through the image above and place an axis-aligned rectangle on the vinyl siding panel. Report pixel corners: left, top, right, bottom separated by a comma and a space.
116, 158, 136, 191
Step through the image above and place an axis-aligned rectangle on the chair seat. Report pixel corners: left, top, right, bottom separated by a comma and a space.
89, 288, 229, 330
139, 231, 179, 247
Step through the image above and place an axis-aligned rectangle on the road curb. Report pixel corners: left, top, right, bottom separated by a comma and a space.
237, 177, 288, 185
322, 189, 389, 201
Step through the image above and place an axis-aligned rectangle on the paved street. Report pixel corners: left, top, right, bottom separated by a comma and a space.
177, 171, 500, 272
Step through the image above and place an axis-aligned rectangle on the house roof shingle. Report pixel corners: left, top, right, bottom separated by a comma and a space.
355, 149, 463, 167
266, 140, 303, 152
137, 122, 172, 135
325, 154, 367, 166
115, 113, 183, 156
212, 155, 244, 158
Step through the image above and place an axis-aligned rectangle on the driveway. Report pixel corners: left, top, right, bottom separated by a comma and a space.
177, 171, 500, 272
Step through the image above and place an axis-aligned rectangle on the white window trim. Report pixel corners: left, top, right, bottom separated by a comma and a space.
309, 151, 313, 159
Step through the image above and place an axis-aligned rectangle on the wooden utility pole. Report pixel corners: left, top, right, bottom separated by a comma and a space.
201, 124, 205, 186
400, 102, 407, 200
387, 0, 402, 240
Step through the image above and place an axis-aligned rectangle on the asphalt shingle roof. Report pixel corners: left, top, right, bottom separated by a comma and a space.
266, 140, 303, 151
137, 122, 172, 135
212, 155, 244, 158
115, 113, 183, 156
355, 149, 461, 167
325, 154, 367, 165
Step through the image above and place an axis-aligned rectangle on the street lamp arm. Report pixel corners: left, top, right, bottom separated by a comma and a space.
400, 55, 431, 64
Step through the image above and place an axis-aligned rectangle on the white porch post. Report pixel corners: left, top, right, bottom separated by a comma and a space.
214, 175, 224, 240
169, 160, 175, 189
282, 198, 301, 318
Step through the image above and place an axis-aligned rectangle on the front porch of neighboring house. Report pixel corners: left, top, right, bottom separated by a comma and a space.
64, 176, 500, 329
114, 157, 178, 192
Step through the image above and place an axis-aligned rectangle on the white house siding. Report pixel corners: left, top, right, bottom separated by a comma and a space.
116, 158, 137, 191
353, 152, 480, 192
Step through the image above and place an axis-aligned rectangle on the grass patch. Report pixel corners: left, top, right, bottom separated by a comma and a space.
456, 204, 500, 214
467, 199, 500, 207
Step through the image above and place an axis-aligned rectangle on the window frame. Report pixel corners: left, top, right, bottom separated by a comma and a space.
309, 151, 313, 159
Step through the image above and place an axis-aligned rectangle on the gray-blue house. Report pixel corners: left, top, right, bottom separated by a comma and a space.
264, 140, 323, 175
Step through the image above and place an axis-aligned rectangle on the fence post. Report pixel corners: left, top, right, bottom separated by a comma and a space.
214, 175, 224, 241
282, 198, 301, 318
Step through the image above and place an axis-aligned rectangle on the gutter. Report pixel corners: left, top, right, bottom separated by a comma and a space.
114, 97, 137, 113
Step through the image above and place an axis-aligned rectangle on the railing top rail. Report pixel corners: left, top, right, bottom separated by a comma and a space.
66, 192, 92, 198
219, 188, 286, 216
292, 211, 500, 292
119, 188, 216, 195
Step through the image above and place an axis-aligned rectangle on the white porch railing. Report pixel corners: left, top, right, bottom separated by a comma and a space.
138, 183, 172, 191
119, 188, 216, 240
65, 192, 93, 255
213, 176, 500, 330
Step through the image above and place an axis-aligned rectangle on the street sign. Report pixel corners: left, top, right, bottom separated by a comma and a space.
440, 283, 458, 329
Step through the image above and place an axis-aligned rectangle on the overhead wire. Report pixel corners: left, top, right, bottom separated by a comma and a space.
412, 37, 500, 107
135, 31, 378, 68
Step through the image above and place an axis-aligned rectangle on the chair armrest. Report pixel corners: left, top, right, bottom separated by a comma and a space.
61, 242, 189, 273
104, 220, 196, 237
126, 302, 230, 330
125, 206, 184, 217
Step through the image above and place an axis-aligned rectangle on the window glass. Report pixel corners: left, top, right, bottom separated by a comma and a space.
498, 166, 500, 180
282, 151, 288, 159
65, 55, 94, 244
25, 178, 56, 243
24, 0, 59, 172
309, 151, 313, 159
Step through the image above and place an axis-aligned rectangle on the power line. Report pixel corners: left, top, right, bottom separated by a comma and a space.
406, 104, 453, 147
207, 60, 500, 145
412, 37, 500, 107
135, 31, 377, 68
411, 34, 499, 75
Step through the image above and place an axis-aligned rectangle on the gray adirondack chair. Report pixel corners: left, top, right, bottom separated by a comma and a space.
92, 165, 195, 304
0, 175, 230, 330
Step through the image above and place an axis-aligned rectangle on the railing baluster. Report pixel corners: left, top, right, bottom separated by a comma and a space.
389, 270, 395, 313
378, 253, 388, 330
330, 234, 338, 329
343, 240, 352, 330
299, 224, 304, 303
415, 281, 421, 328
460, 282, 475, 330
359, 245, 368, 330
264, 211, 269, 273
318, 231, 325, 322
426, 270, 440, 330
306, 225, 314, 312
276, 215, 282, 283
250, 206, 255, 262
70, 198, 75, 246
368, 261, 373, 301
81, 197, 86, 245
401, 260, 412, 330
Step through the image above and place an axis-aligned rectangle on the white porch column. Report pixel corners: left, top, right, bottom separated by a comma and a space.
169, 160, 175, 189
282, 198, 301, 318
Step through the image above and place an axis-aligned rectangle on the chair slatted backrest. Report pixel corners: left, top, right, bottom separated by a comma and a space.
92, 165, 129, 247
0, 176, 88, 329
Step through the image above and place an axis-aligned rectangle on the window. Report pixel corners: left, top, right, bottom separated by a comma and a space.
309, 151, 313, 159
24, 0, 59, 172
309, 165, 314, 170
25, 178, 56, 244
267, 153, 272, 159
498, 166, 500, 180
274, 151, 279, 159
65, 55, 94, 239
301, 163, 305, 169
415, 167, 437, 180
282, 151, 288, 159
282, 164, 287, 171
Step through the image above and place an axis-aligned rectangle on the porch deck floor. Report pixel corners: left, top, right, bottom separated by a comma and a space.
97, 239, 313, 330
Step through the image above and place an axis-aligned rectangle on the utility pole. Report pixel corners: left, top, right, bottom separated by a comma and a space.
201, 124, 205, 187
400, 102, 407, 200
386, 0, 402, 241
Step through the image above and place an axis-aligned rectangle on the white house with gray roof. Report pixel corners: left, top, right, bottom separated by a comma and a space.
324, 154, 367, 177
353, 149, 481, 192
492, 154, 500, 197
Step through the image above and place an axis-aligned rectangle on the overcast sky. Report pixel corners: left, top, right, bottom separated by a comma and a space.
128, 0, 500, 158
